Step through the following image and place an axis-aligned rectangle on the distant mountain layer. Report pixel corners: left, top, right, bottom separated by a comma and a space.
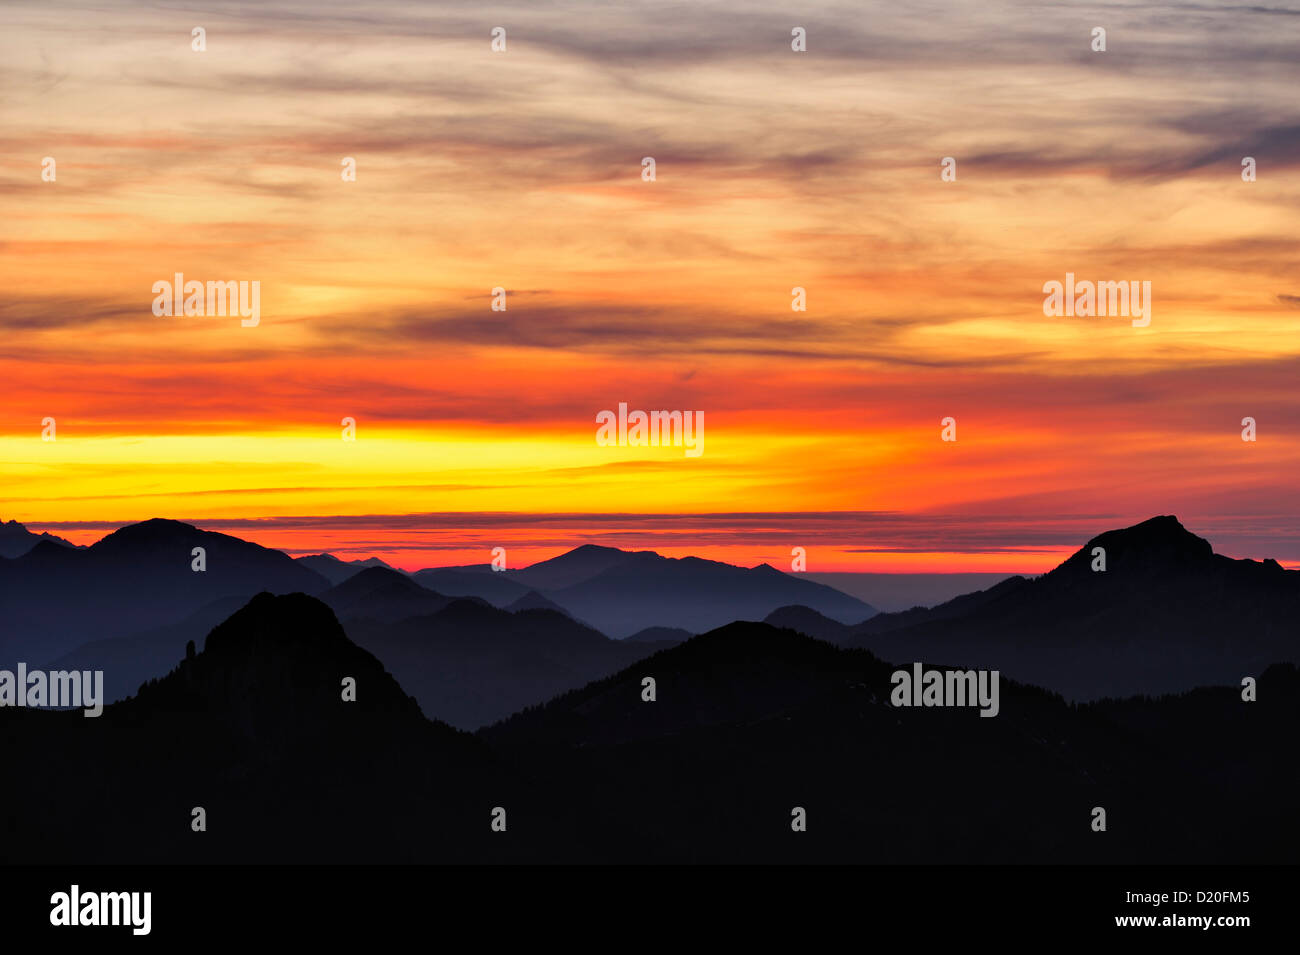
401, 545, 876, 636
0, 519, 77, 559
43, 594, 248, 704
624, 626, 693, 645
320, 566, 466, 624
505, 589, 574, 617
407, 566, 532, 606
345, 599, 668, 730
507, 545, 877, 638
802, 571, 1017, 613
0, 518, 327, 663
295, 553, 394, 585
762, 605, 855, 644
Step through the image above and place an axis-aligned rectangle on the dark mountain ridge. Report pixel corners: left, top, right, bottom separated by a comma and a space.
4, 592, 542, 863
842, 515, 1300, 699
482, 620, 1300, 862
5, 592, 1296, 863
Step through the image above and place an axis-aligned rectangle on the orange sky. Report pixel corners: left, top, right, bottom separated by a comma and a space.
2, 1, 1299, 571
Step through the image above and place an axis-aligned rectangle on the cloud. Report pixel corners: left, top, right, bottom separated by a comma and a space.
0, 296, 143, 330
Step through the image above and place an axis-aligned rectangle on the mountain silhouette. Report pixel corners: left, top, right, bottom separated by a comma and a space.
624, 625, 693, 644
0, 518, 328, 663
320, 566, 464, 623
482, 621, 1300, 862
0, 519, 77, 559
538, 550, 877, 637
120, 591, 425, 735
295, 552, 395, 585
407, 565, 532, 606
763, 604, 855, 644
42, 594, 248, 704
844, 515, 1300, 699
4, 592, 536, 863
505, 589, 577, 617
345, 599, 667, 729
507, 544, 643, 591
405, 545, 876, 636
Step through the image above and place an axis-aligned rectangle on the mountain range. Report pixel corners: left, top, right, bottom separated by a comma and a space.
10, 520, 876, 718
6, 585, 1296, 863
10, 513, 1300, 730
405, 543, 878, 636
295, 552, 395, 585
0, 519, 327, 664
844, 515, 1300, 699
0, 519, 78, 559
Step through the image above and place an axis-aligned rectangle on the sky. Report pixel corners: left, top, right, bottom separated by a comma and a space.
2, 0, 1299, 571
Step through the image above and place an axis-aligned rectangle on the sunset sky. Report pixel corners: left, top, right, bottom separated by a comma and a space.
2, 0, 1299, 571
